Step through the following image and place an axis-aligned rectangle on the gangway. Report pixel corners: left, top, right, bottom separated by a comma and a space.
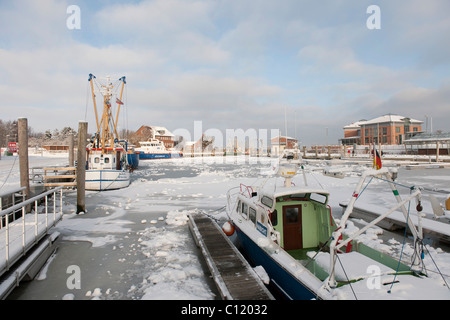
188, 213, 274, 300
0, 186, 64, 299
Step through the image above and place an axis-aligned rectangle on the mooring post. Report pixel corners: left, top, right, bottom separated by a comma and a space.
76, 121, 87, 214
18, 118, 30, 200
69, 133, 74, 167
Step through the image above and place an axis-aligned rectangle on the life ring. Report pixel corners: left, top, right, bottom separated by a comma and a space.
222, 221, 235, 236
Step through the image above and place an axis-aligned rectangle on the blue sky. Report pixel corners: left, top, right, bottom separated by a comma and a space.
1, 0, 450, 145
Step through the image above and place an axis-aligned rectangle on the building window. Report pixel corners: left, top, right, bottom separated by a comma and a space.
396, 127, 400, 133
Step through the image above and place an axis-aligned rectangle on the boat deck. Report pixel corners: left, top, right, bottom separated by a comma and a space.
188, 213, 274, 300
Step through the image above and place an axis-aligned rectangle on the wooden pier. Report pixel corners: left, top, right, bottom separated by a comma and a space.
188, 213, 274, 300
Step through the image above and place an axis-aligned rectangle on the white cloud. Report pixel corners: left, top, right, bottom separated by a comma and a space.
1, 0, 450, 144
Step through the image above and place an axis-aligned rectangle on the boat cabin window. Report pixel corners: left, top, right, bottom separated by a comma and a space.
310, 193, 327, 204
285, 207, 300, 224
249, 207, 256, 224
277, 193, 307, 202
241, 202, 248, 219
270, 209, 278, 226
94, 157, 100, 163
105, 157, 110, 163
261, 196, 273, 208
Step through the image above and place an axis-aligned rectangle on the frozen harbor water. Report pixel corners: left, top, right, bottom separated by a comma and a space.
1, 153, 450, 300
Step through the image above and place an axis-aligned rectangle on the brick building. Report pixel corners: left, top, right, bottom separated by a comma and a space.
271, 136, 298, 156
341, 114, 423, 146
135, 125, 175, 149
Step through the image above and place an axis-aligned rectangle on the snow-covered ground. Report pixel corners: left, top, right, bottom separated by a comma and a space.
1, 150, 450, 300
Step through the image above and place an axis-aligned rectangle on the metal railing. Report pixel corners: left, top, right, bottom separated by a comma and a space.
0, 186, 64, 276
0, 186, 26, 211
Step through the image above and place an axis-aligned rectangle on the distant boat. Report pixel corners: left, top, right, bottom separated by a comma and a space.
125, 143, 139, 171
85, 74, 137, 191
135, 139, 183, 160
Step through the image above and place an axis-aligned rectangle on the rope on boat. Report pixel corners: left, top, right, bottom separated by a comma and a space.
388, 197, 412, 294
422, 242, 450, 290
0, 154, 18, 191
197, 206, 227, 223
335, 254, 358, 300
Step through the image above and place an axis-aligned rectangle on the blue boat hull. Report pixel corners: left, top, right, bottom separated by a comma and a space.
234, 226, 317, 300
137, 152, 183, 160
127, 153, 139, 170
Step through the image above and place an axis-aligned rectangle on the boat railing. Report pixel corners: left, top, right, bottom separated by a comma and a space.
0, 186, 64, 276
240, 183, 255, 198
327, 168, 425, 288
0, 187, 26, 211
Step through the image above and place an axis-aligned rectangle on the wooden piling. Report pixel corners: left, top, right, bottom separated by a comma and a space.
69, 133, 74, 167
76, 121, 87, 214
18, 118, 30, 200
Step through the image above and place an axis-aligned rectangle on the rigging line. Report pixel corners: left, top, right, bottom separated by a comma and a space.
355, 176, 373, 200
335, 254, 358, 300
422, 244, 450, 290
125, 84, 129, 140
0, 155, 18, 191
84, 81, 90, 121
388, 196, 412, 294
304, 236, 332, 269
306, 170, 324, 189
372, 175, 414, 191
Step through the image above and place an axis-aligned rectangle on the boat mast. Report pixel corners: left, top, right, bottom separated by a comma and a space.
88, 74, 127, 154
100, 77, 114, 153
113, 76, 126, 140
88, 74, 100, 131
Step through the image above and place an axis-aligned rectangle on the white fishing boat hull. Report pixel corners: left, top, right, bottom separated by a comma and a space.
85, 169, 130, 191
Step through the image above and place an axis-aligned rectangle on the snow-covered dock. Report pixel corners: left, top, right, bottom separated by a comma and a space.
188, 213, 274, 300
339, 202, 450, 245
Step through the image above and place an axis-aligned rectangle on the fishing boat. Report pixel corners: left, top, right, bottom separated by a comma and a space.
135, 139, 183, 160
85, 74, 136, 191
224, 149, 450, 299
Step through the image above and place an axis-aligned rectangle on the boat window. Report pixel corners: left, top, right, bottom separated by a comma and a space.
105, 157, 110, 163
241, 202, 248, 219
236, 200, 241, 213
310, 193, 327, 204
261, 196, 273, 208
270, 209, 278, 226
94, 157, 100, 163
249, 207, 256, 224
278, 194, 307, 202
285, 207, 299, 224
289, 193, 306, 199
